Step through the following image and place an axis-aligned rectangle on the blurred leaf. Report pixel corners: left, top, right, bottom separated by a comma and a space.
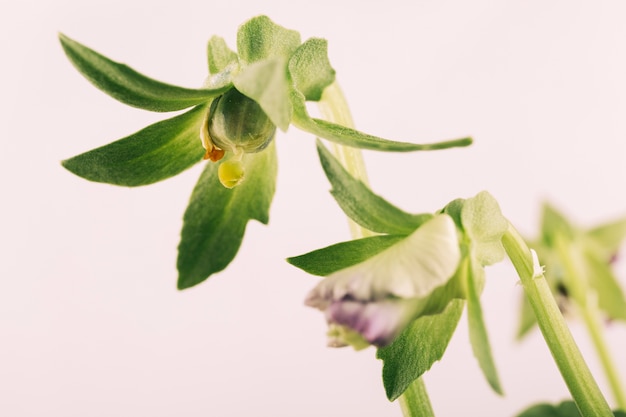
587, 216, 626, 262
291, 90, 472, 152
316, 140, 431, 235
62, 104, 206, 186
584, 251, 626, 320
236, 15, 301, 64
516, 292, 538, 340
516, 401, 582, 417
288, 38, 335, 101
541, 204, 577, 247
177, 142, 277, 289
287, 235, 404, 276
59, 33, 228, 112
233, 58, 291, 131
377, 300, 464, 401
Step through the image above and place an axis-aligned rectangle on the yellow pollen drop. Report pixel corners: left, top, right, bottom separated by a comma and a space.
218, 160, 245, 188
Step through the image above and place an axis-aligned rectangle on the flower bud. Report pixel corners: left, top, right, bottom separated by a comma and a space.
209, 89, 276, 154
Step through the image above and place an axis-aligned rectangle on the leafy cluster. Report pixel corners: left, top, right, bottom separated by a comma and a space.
518, 203, 626, 338
289, 141, 509, 400
59, 16, 470, 289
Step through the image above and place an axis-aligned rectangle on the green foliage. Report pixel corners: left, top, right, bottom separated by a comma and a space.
316, 140, 431, 235
442, 191, 508, 394
377, 300, 464, 401
233, 58, 292, 131
516, 400, 626, 417
62, 105, 207, 186
291, 90, 473, 152
287, 235, 404, 276
236, 15, 301, 63
288, 38, 336, 101
519, 203, 626, 338
59, 33, 228, 112
177, 142, 277, 289
206, 36, 238, 76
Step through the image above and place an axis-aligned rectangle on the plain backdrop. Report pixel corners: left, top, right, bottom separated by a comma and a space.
2, 1, 626, 416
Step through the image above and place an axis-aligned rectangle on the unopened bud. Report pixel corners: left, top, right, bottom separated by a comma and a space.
209, 89, 276, 154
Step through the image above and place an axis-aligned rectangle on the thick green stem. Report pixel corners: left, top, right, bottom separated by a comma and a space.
554, 237, 626, 410
318, 81, 433, 416
502, 223, 613, 417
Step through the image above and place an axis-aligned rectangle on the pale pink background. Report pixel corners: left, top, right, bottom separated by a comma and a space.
2, 1, 626, 416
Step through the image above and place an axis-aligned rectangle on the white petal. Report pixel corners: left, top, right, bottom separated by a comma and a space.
306, 214, 461, 307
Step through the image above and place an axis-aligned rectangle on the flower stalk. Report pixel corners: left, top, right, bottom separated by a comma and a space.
317, 80, 434, 416
502, 223, 613, 417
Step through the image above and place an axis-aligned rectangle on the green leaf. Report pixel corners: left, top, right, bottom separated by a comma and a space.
177, 142, 277, 289
233, 58, 292, 131
584, 251, 626, 320
465, 257, 504, 394
516, 292, 538, 340
461, 191, 508, 266
291, 90, 472, 151
316, 140, 432, 235
587, 216, 626, 262
288, 38, 335, 101
377, 299, 464, 401
59, 33, 229, 112
236, 15, 301, 64
541, 203, 577, 247
516, 401, 582, 417
287, 235, 404, 276
62, 104, 207, 186
516, 401, 626, 417
207, 36, 238, 75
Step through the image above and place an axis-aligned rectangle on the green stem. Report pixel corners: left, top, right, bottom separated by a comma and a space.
318, 81, 433, 416
502, 223, 613, 417
554, 237, 626, 410
581, 302, 626, 410
398, 378, 435, 417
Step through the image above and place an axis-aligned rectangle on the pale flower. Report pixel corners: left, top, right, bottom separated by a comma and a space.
305, 214, 461, 348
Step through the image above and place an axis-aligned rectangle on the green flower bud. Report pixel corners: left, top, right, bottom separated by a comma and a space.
208, 89, 276, 154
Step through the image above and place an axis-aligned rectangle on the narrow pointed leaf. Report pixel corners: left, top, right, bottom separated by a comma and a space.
207, 36, 238, 75
316, 140, 431, 235
233, 58, 292, 131
516, 292, 538, 340
62, 105, 207, 186
291, 90, 472, 151
236, 15, 301, 64
59, 33, 229, 112
377, 299, 464, 401
177, 142, 277, 289
287, 235, 404, 277
288, 38, 335, 101
466, 257, 504, 394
